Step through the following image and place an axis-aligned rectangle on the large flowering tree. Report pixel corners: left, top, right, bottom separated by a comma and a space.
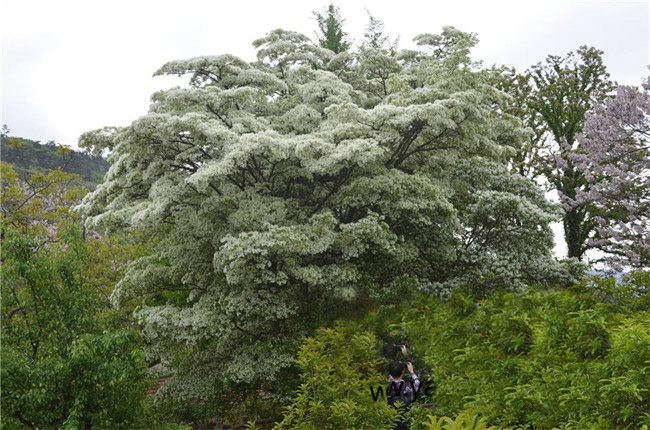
76, 28, 573, 401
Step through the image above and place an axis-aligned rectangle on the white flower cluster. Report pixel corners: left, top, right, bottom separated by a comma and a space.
76, 27, 574, 396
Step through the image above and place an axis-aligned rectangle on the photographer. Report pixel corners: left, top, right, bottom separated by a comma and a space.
386, 346, 420, 430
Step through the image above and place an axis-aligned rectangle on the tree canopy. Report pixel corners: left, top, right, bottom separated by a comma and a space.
500, 48, 649, 269
1, 164, 157, 429
76, 27, 577, 402
499, 47, 615, 261
570, 73, 650, 269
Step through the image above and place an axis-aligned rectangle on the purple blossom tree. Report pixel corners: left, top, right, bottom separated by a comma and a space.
568, 72, 650, 269
500, 46, 616, 262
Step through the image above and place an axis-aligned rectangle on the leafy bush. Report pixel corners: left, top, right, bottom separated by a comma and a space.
393, 281, 650, 429
1, 165, 182, 429
580, 272, 650, 311
274, 321, 396, 429
419, 410, 500, 430
1, 227, 153, 429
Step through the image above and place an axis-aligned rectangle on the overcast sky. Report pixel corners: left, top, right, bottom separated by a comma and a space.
2, 0, 648, 148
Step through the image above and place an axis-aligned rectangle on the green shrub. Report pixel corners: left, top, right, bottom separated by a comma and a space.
1, 227, 155, 429
393, 280, 650, 429
274, 321, 396, 429
578, 272, 650, 312
419, 410, 501, 430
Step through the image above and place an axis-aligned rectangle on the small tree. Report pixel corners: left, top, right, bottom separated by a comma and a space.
1, 224, 152, 429
274, 322, 396, 429
1, 164, 175, 429
361, 9, 398, 53
313, 3, 350, 54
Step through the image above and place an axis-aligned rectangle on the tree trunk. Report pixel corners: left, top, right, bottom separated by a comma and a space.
564, 208, 585, 260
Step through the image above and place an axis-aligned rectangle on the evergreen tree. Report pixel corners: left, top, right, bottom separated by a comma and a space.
313, 3, 350, 54
361, 8, 399, 53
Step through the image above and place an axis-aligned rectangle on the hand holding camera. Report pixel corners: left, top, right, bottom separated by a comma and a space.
383, 344, 408, 358
398, 361, 414, 374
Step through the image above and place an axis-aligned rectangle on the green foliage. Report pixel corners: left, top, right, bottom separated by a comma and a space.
275, 321, 396, 429
579, 272, 650, 311
1, 162, 86, 239
419, 410, 500, 430
1, 226, 152, 429
361, 9, 399, 53
273, 280, 650, 429
528, 46, 612, 147
394, 281, 650, 429
0, 163, 181, 429
499, 46, 617, 262
313, 3, 351, 54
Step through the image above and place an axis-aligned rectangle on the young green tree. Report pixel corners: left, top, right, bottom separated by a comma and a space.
501, 47, 616, 262
1, 162, 86, 241
313, 3, 350, 54
1, 225, 160, 429
75, 27, 575, 405
361, 9, 398, 53
0, 163, 179, 429
274, 322, 396, 429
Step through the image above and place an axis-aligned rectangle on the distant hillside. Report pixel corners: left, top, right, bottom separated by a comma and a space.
1, 134, 110, 187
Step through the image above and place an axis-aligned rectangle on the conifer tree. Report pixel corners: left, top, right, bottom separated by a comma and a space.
313, 3, 350, 54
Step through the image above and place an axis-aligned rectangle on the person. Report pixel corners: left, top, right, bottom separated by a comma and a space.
386, 346, 420, 430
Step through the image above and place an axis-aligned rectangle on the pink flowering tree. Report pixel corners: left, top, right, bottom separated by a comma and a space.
567, 73, 650, 269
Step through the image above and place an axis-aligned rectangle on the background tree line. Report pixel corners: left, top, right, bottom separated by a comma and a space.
1, 125, 110, 188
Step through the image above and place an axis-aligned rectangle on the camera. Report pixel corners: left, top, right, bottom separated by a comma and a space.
383, 344, 406, 357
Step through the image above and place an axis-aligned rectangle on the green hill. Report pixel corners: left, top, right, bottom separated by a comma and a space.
1, 132, 110, 187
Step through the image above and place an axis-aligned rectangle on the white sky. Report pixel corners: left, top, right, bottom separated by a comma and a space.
2, 0, 648, 147
1, 0, 649, 259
